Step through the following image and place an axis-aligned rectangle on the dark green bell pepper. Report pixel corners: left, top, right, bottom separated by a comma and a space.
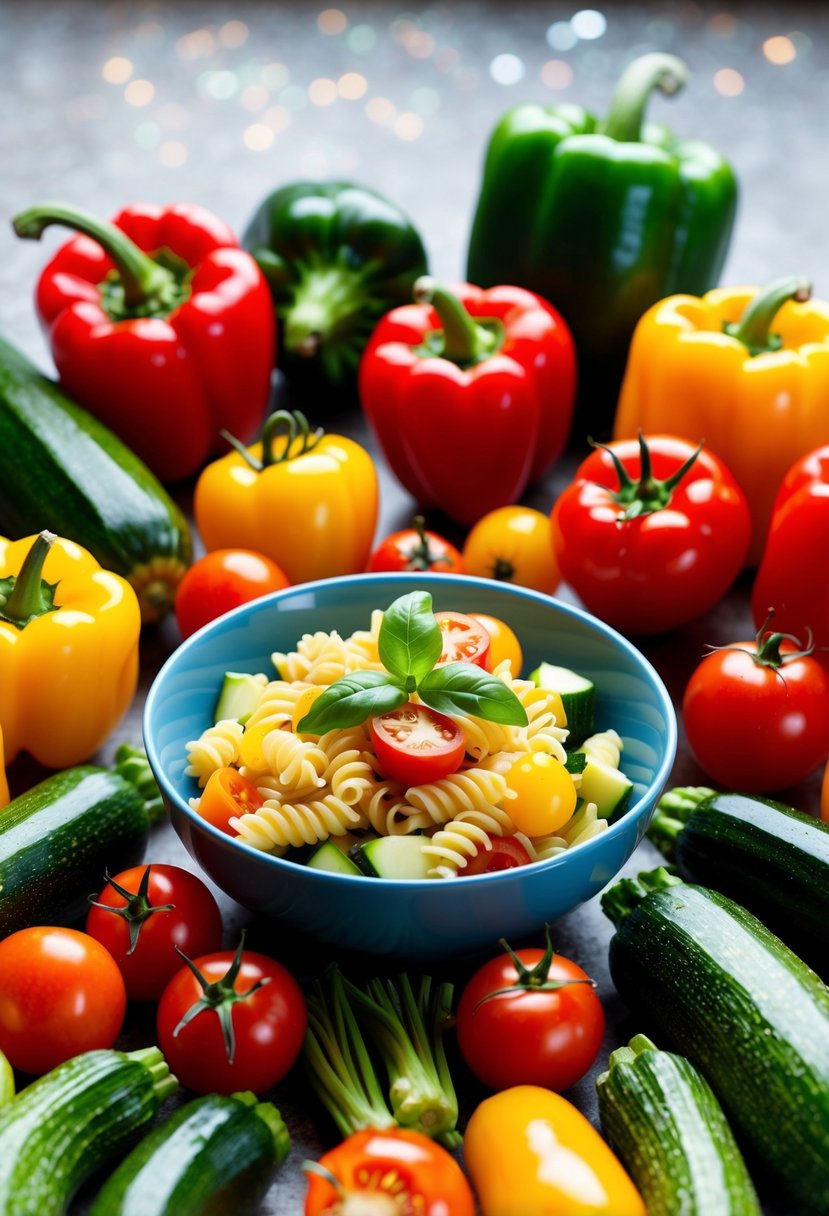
243, 180, 428, 399
466, 53, 737, 435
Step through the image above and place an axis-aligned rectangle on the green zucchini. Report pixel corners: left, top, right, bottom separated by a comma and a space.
529, 661, 595, 744
603, 868, 829, 1215
649, 786, 829, 975
0, 756, 157, 936
597, 1034, 761, 1215
89, 1092, 290, 1216
0, 1047, 177, 1215
0, 1049, 13, 1108
0, 335, 192, 622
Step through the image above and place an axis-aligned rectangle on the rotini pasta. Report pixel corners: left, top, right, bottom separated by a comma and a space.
185, 719, 244, 787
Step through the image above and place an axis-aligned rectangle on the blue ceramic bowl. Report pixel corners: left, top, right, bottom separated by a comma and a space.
144, 573, 676, 959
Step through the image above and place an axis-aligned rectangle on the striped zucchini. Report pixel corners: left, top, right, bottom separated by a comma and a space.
89, 1092, 291, 1215
603, 869, 829, 1215
597, 1034, 760, 1215
0, 1047, 177, 1215
0, 1050, 13, 1108
0, 335, 191, 622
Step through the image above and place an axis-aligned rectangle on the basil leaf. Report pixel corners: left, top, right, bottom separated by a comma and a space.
378, 591, 442, 684
418, 663, 529, 726
297, 672, 407, 733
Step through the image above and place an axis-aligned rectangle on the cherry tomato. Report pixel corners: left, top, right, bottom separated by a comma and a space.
462, 835, 533, 876
197, 767, 265, 835
175, 549, 290, 639
368, 516, 464, 574
550, 434, 751, 635
468, 612, 523, 676
683, 624, 829, 792
156, 940, 307, 1095
456, 932, 605, 1092
304, 1128, 475, 1216
370, 703, 465, 787
435, 610, 491, 669
505, 753, 578, 835
0, 927, 126, 1075
463, 506, 560, 594
86, 865, 224, 1001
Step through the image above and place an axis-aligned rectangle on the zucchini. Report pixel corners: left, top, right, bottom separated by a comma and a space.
597, 1034, 761, 1215
0, 336, 192, 622
213, 672, 265, 725
89, 1091, 290, 1216
576, 730, 633, 819
603, 868, 829, 1215
352, 835, 432, 879
0, 756, 156, 936
307, 839, 362, 875
0, 1049, 13, 1108
650, 786, 829, 976
0, 1047, 177, 1215
529, 661, 594, 743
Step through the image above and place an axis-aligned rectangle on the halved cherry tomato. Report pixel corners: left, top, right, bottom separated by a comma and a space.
463, 505, 560, 593
435, 610, 491, 669
198, 767, 265, 835
368, 516, 464, 574
304, 1128, 475, 1215
175, 549, 290, 639
505, 753, 578, 835
370, 703, 464, 787
462, 835, 532, 876
469, 612, 523, 676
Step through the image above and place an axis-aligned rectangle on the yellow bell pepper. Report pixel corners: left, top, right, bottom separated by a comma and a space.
464, 1085, 646, 1216
614, 276, 829, 564
0, 531, 140, 768
194, 409, 379, 585
0, 725, 9, 809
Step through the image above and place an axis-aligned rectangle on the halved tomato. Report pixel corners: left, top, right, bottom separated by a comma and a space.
462, 835, 533, 876
370, 703, 465, 787
435, 611, 491, 669
197, 767, 264, 835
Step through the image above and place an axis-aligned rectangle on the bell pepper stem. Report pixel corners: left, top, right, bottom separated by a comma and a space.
12, 202, 177, 310
414, 276, 498, 365
727, 276, 812, 354
2, 530, 56, 624
601, 53, 689, 142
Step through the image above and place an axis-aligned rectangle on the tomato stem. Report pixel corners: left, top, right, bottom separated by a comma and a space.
589, 433, 703, 521
87, 865, 175, 954
400, 516, 457, 572
705, 610, 817, 672
171, 931, 271, 1063
473, 924, 594, 1013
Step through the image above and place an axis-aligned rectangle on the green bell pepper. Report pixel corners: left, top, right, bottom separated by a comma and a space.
243, 180, 428, 399
466, 53, 737, 435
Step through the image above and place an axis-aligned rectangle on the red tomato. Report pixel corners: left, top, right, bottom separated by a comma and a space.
550, 434, 751, 634
370, 703, 465, 787
304, 1128, 475, 1216
468, 613, 523, 676
462, 835, 532, 876
0, 927, 126, 1074
156, 940, 307, 1095
175, 549, 290, 639
435, 611, 491, 669
683, 626, 829, 792
86, 864, 224, 1001
368, 516, 464, 574
456, 933, 605, 1092
197, 767, 265, 835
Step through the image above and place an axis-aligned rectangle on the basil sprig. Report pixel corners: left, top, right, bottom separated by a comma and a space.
296, 591, 528, 734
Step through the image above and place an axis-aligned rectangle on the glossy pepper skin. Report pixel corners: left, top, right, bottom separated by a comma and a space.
467, 53, 736, 434
0, 532, 140, 768
0, 726, 8, 808
13, 202, 275, 482
360, 278, 576, 527
243, 180, 427, 399
464, 1085, 646, 1216
752, 446, 829, 652
194, 410, 378, 585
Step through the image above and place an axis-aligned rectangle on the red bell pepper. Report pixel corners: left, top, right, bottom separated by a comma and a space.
358, 278, 576, 526
752, 445, 829, 652
12, 202, 275, 482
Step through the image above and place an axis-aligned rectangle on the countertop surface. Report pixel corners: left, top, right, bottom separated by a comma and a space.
2, 2, 826, 1212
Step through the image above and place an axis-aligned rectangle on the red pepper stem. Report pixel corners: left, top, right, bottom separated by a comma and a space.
2, 530, 55, 623
601, 53, 689, 143
413, 276, 496, 365
12, 202, 176, 309
728, 276, 812, 353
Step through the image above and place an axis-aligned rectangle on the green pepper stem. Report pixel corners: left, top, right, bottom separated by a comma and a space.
601, 53, 689, 142
12, 202, 177, 310
414, 276, 499, 366
2, 530, 56, 624
726, 276, 812, 355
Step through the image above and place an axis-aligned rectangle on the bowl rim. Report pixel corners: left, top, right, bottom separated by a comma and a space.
144, 571, 678, 888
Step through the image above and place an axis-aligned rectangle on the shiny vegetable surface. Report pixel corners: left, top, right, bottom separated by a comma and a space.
435, 610, 491, 668
175, 549, 290, 639
467, 613, 523, 676
196, 767, 266, 835
370, 703, 465, 787
0, 724, 8, 809
462, 506, 560, 594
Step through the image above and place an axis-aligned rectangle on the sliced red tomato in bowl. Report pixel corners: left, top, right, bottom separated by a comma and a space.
435, 610, 491, 669
462, 834, 532, 876
197, 767, 265, 835
370, 703, 465, 787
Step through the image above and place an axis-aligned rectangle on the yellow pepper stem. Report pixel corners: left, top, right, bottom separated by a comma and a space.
0, 530, 57, 628
221, 410, 324, 471
724, 276, 812, 355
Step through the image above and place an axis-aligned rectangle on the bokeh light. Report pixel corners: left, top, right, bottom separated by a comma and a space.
318, 9, 347, 35
244, 124, 274, 151
763, 35, 796, 65
102, 57, 133, 84
713, 68, 745, 96
542, 59, 574, 89
158, 140, 187, 167
490, 54, 525, 85
571, 10, 607, 40
309, 78, 338, 106
338, 73, 368, 100
394, 112, 424, 140
124, 79, 155, 106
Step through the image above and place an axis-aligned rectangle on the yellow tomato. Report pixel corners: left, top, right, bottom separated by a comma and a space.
505, 753, 577, 835
463, 507, 560, 594
469, 613, 523, 677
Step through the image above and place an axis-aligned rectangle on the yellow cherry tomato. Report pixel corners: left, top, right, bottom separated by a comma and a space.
505, 753, 577, 836
469, 613, 523, 677
463, 506, 560, 594
821, 757, 829, 823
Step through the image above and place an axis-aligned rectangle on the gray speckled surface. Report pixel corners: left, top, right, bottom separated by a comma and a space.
2, 1, 825, 1211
